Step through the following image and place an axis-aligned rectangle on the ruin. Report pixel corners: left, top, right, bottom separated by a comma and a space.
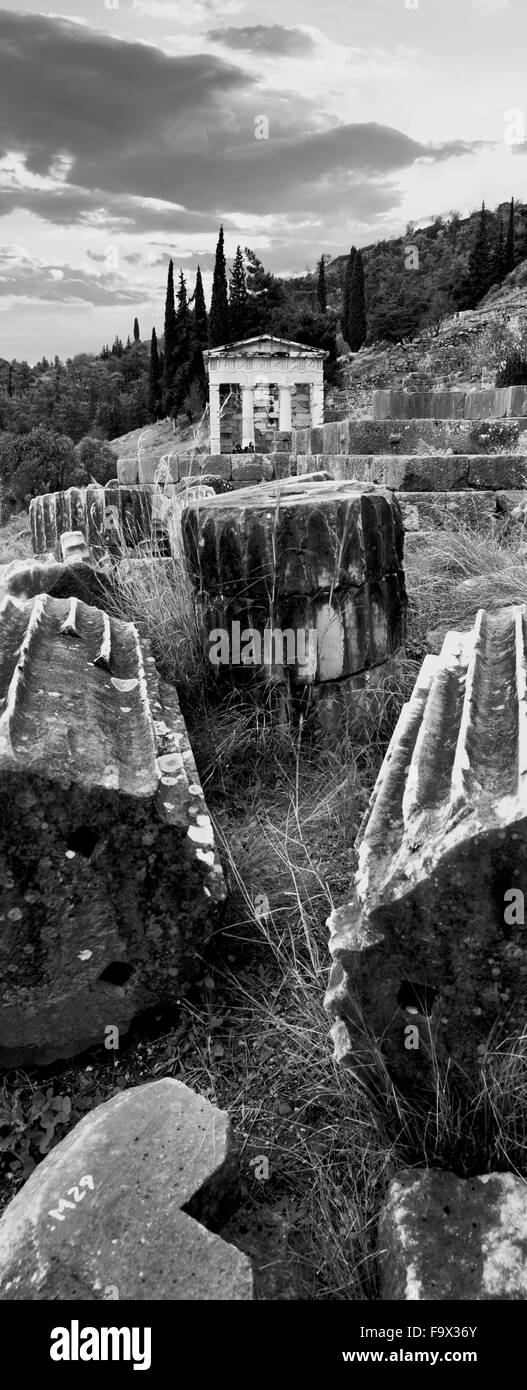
203, 335, 327, 454
0, 593, 225, 1066
0, 1080, 253, 1300
181, 476, 406, 728
325, 605, 527, 1084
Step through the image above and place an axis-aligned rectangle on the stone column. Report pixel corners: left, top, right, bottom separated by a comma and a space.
309, 377, 324, 428
209, 381, 221, 454
241, 385, 255, 448
279, 385, 292, 432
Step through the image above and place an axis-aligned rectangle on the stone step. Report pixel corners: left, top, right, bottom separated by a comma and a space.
325, 606, 527, 1082
0, 593, 225, 1066
373, 385, 527, 421
298, 453, 527, 491
293, 418, 522, 456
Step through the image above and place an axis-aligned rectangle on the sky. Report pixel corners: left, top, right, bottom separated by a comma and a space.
0, 0, 526, 361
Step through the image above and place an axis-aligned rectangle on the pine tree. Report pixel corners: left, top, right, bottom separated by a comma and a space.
348, 250, 367, 351
209, 225, 230, 346
505, 197, 515, 276
148, 327, 162, 420
467, 202, 492, 306
316, 255, 327, 314
229, 246, 249, 342
133, 317, 140, 342
192, 266, 208, 347
162, 259, 177, 415
342, 247, 356, 344
493, 220, 506, 284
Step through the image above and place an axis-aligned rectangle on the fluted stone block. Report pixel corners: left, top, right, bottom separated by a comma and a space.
378, 1170, 527, 1301
0, 555, 104, 607
30, 484, 153, 560
182, 479, 406, 698
182, 479, 404, 600
0, 594, 225, 1067
325, 607, 527, 1082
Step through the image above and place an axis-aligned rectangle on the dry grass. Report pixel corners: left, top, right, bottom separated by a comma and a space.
0, 513, 33, 566
3, 514, 527, 1296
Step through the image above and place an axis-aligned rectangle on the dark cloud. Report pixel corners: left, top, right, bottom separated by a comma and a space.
207, 25, 315, 55
0, 7, 487, 274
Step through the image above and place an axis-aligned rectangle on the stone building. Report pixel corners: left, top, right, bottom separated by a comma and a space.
203, 335, 327, 454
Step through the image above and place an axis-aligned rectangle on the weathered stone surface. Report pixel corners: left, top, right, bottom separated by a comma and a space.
0, 1080, 253, 1300
182, 479, 404, 599
373, 386, 525, 423
30, 484, 153, 560
0, 555, 104, 606
294, 418, 521, 457
301, 453, 527, 493
295, 659, 399, 735
397, 490, 498, 532
326, 607, 527, 1082
0, 595, 225, 1066
183, 479, 406, 699
378, 1169, 527, 1301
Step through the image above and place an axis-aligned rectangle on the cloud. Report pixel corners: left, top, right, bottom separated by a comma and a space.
0, 244, 138, 305
472, 0, 509, 11
207, 25, 315, 56
132, 0, 242, 21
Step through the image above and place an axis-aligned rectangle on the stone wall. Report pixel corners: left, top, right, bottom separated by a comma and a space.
373, 385, 527, 420
292, 417, 521, 456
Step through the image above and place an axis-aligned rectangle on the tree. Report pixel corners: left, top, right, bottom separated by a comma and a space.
162, 258, 177, 415
348, 250, 367, 350
505, 197, 515, 276
111, 336, 124, 357
133, 316, 140, 342
493, 219, 506, 285
192, 266, 208, 348
467, 202, 492, 305
74, 436, 117, 485
229, 246, 250, 341
8, 427, 82, 503
316, 255, 327, 314
209, 225, 230, 346
148, 327, 162, 420
342, 247, 356, 345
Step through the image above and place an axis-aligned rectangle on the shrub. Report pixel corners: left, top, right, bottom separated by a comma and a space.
496, 350, 527, 386
74, 435, 117, 485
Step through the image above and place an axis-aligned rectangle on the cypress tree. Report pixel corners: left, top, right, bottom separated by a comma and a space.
7, 364, 12, 398
493, 220, 506, 284
162, 259, 177, 415
348, 250, 367, 351
467, 202, 492, 306
148, 327, 161, 419
193, 266, 208, 347
133, 316, 140, 342
316, 255, 327, 314
342, 247, 356, 345
505, 197, 515, 276
209, 225, 230, 346
229, 246, 249, 341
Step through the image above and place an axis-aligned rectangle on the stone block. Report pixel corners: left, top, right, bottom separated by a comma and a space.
509, 386, 527, 417
294, 659, 399, 737
372, 390, 410, 420
325, 607, 527, 1084
397, 490, 497, 531
181, 479, 405, 600
463, 388, 510, 420
0, 595, 225, 1066
0, 1080, 252, 1300
467, 456, 527, 490
199, 576, 406, 685
0, 556, 104, 607
30, 485, 154, 560
378, 1169, 527, 1301
115, 455, 138, 486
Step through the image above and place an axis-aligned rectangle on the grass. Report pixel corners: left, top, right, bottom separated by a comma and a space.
2, 513, 527, 1297
0, 513, 33, 566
